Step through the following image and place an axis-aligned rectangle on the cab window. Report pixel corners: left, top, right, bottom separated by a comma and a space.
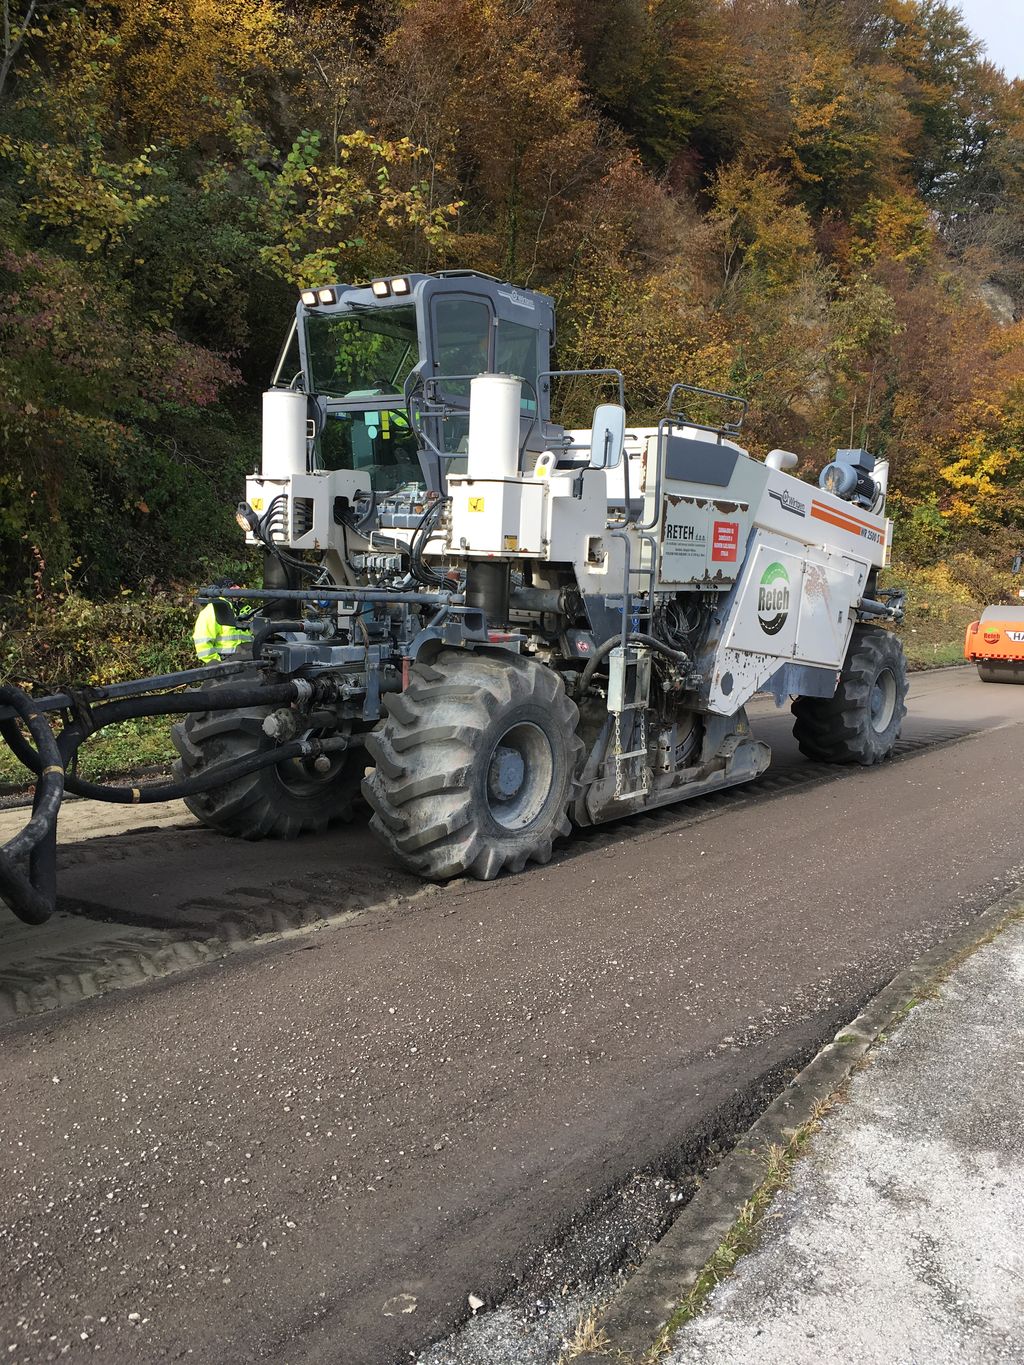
433, 296, 492, 399
495, 318, 539, 413
305, 307, 418, 398
317, 407, 421, 492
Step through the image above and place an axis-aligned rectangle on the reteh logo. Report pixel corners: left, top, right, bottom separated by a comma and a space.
757, 561, 790, 636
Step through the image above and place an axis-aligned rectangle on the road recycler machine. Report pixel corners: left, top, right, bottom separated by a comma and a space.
0, 270, 907, 925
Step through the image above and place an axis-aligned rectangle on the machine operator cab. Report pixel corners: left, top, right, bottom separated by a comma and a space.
268, 270, 557, 496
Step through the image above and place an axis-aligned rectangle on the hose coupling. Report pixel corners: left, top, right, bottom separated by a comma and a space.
262, 708, 299, 741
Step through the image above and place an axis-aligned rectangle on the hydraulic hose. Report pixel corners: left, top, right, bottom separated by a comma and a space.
0, 686, 66, 925
2, 678, 316, 786
626, 632, 692, 668
576, 637, 619, 698
576, 634, 691, 699
0, 675, 316, 925
52, 738, 326, 805
86, 680, 302, 728
4, 721, 346, 805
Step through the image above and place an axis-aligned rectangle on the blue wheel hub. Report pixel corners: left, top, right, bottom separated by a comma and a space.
488, 744, 526, 801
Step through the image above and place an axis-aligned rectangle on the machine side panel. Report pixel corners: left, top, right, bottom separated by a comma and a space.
655, 442, 768, 588
705, 531, 870, 714
752, 468, 889, 568
723, 539, 803, 659
793, 555, 864, 665
659, 495, 752, 587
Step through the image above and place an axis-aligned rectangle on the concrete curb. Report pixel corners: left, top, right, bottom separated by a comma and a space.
575, 884, 1024, 1364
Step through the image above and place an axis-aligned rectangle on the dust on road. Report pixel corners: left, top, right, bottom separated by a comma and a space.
1, 670, 1023, 1364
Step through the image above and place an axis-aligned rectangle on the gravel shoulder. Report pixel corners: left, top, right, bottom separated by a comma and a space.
663, 909, 1024, 1364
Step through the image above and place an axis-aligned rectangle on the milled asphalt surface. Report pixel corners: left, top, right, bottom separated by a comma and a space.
666, 915, 1024, 1365
1, 668, 1023, 1363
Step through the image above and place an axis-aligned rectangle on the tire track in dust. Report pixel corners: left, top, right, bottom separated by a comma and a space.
0, 724, 973, 1025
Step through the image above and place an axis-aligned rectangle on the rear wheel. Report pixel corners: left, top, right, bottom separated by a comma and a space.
792, 626, 908, 765
172, 675, 361, 839
363, 649, 583, 880
977, 661, 1024, 684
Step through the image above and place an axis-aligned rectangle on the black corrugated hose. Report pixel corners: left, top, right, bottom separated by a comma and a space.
0, 685, 66, 925
0, 676, 312, 925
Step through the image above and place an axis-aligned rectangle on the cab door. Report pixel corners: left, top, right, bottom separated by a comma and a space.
428, 292, 495, 472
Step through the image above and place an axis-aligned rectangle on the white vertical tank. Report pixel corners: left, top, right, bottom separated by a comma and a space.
467, 373, 522, 479
261, 390, 308, 479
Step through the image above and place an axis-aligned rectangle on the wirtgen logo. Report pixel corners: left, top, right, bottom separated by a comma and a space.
757, 561, 790, 636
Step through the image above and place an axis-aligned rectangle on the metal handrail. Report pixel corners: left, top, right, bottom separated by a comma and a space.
665, 382, 748, 436
538, 367, 625, 407
637, 414, 675, 534
407, 372, 541, 468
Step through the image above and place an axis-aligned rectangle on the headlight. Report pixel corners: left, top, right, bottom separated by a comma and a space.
236, 502, 260, 533
300, 289, 317, 307
316, 287, 336, 305
390, 276, 410, 295
371, 279, 390, 298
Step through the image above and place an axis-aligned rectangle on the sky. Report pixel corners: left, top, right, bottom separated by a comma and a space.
956, 0, 1024, 81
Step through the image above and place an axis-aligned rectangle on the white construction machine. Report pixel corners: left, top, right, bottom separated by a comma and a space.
0, 270, 907, 921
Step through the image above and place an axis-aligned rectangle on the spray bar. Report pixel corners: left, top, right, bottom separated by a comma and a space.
200, 587, 463, 607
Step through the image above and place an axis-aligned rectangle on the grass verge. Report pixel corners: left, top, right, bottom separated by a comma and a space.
0, 716, 177, 790
559, 1309, 612, 1362
636, 1100, 838, 1364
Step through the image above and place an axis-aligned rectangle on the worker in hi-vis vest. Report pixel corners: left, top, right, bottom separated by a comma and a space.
193, 580, 253, 663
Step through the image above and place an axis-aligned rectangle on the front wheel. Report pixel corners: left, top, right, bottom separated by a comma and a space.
363, 649, 583, 880
791, 627, 908, 765
171, 675, 362, 839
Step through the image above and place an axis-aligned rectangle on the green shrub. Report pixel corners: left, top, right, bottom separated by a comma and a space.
0, 590, 195, 688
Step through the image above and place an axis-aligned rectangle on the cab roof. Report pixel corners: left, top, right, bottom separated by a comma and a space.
299, 270, 555, 336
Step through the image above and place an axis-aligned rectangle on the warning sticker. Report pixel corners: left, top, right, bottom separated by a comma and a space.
711, 521, 739, 562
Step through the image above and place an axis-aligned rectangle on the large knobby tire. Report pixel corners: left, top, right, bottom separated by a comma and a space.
791, 626, 908, 766
171, 676, 361, 840
977, 661, 1024, 684
362, 649, 583, 881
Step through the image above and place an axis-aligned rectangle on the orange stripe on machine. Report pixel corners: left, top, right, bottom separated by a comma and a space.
810, 500, 884, 545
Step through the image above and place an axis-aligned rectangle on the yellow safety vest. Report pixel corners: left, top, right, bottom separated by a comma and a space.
193, 601, 252, 663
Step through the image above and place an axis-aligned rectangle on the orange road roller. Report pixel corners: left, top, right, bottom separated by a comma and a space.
965, 606, 1024, 682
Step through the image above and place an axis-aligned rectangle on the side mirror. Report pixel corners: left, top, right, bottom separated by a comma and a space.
589, 402, 625, 470
1013, 554, 1022, 575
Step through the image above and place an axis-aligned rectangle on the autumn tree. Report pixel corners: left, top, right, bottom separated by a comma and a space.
2, 0, 1024, 594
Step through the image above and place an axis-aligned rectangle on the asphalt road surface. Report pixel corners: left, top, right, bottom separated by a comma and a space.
1, 666, 1023, 1364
